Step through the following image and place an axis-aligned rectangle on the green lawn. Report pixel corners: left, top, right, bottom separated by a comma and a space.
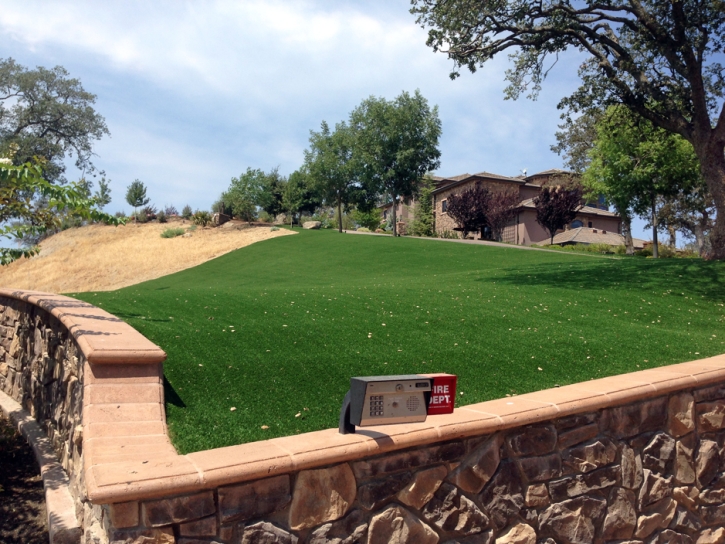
71, 229, 725, 454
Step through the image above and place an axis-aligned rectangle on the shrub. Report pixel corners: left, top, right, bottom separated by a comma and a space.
188, 224, 197, 232
614, 244, 627, 254
270, 226, 280, 231
164, 205, 179, 216
192, 210, 212, 227
587, 243, 614, 254
181, 205, 193, 219
161, 228, 185, 238
635, 246, 653, 257
357, 227, 371, 233
114, 211, 126, 218
141, 205, 157, 220
157, 210, 167, 223
132, 211, 149, 223
437, 230, 460, 239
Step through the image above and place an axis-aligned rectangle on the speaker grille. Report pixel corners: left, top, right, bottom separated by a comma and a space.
406, 396, 420, 411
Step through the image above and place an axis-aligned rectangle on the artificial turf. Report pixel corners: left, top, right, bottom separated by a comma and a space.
71, 229, 725, 454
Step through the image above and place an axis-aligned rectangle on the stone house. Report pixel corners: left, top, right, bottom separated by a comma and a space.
381, 169, 622, 245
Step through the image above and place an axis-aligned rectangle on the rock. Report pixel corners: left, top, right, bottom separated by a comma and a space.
494, 523, 536, 544
108, 501, 139, 529
699, 488, 725, 504
479, 460, 525, 530
107, 527, 175, 543
668, 393, 696, 437
564, 439, 618, 473
675, 435, 697, 485
240, 521, 298, 544
602, 487, 636, 540
697, 528, 725, 544
670, 505, 702, 536
353, 442, 464, 480
0, 362, 7, 376
142, 492, 216, 527
696, 440, 720, 487
538, 496, 607, 544
621, 444, 644, 489
506, 425, 557, 457
602, 397, 667, 439
646, 529, 693, 544
548, 465, 620, 501
289, 463, 356, 531
218, 475, 291, 523
442, 532, 493, 544
556, 423, 599, 450
447, 434, 502, 494
695, 384, 725, 402
673, 486, 699, 511
517, 453, 561, 483
697, 400, 725, 432
634, 497, 677, 540
367, 505, 439, 544
397, 465, 448, 510
303, 221, 322, 230
701, 504, 725, 526
179, 515, 218, 537
421, 483, 489, 537
358, 472, 411, 510
638, 469, 673, 509
524, 483, 549, 509
308, 509, 368, 544
642, 433, 676, 474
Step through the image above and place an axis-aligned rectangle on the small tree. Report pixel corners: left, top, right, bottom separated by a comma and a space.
93, 176, 112, 209
534, 186, 582, 245
181, 205, 193, 219
125, 180, 150, 223
351, 207, 383, 231
446, 182, 490, 239
486, 190, 519, 242
409, 175, 435, 237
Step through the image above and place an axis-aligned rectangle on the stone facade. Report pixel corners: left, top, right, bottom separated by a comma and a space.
95, 388, 725, 544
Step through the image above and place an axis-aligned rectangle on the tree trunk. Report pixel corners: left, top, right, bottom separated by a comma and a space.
695, 224, 705, 255
337, 194, 343, 233
622, 214, 634, 255
391, 194, 398, 236
696, 138, 725, 259
668, 225, 676, 248
651, 192, 659, 258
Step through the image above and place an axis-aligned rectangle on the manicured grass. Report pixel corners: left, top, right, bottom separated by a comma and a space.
72, 229, 725, 453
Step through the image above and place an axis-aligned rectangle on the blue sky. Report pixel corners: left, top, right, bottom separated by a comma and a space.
1, 0, 652, 238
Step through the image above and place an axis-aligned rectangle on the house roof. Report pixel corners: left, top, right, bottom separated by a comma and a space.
525, 168, 574, 179
546, 227, 646, 249
432, 171, 523, 195
517, 199, 619, 218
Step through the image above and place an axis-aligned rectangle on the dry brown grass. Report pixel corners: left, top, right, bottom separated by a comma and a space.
0, 219, 295, 293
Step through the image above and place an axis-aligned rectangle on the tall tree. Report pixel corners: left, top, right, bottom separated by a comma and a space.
125, 180, 150, 222
223, 168, 267, 223
0, 58, 109, 183
446, 182, 491, 239
283, 170, 310, 226
258, 167, 286, 219
304, 121, 358, 233
551, 110, 603, 174
584, 106, 702, 257
412, 1, 725, 258
534, 186, 582, 245
350, 90, 442, 236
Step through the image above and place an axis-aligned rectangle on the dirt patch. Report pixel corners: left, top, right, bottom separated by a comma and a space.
0, 415, 48, 544
0, 220, 295, 293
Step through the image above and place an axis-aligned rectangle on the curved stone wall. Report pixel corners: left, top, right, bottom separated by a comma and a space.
1, 289, 725, 543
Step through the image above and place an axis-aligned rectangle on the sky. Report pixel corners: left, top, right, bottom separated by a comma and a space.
0, 0, 652, 239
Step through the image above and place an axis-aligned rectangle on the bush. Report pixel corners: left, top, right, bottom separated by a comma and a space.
351, 208, 382, 231
614, 244, 627, 254
164, 205, 179, 216
357, 227, 371, 233
181, 205, 193, 219
587, 243, 614, 254
114, 211, 126, 218
161, 228, 185, 238
141, 205, 157, 220
157, 210, 167, 223
270, 226, 280, 231
132, 211, 149, 223
192, 210, 212, 227
437, 230, 460, 239
635, 246, 653, 257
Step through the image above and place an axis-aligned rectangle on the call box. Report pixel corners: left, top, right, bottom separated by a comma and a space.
339, 375, 432, 434
422, 373, 457, 415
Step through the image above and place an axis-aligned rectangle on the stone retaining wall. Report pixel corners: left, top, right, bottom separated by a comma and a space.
1, 289, 725, 543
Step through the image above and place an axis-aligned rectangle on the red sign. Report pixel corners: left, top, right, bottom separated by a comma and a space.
422, 373, 457, 415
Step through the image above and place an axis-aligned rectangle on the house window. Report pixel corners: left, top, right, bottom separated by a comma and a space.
571, 220, 583, 228
442, 200, 447, 213
588, 221, 593, 228
383, 210, 388, 220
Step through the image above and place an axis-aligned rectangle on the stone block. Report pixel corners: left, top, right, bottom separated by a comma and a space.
442, 532, 493, 544
696, 440, 720, 488
240, 521, 298, 544
673, 486, 699, 511
421, 483, 489, 537
602, 487, 636, 541
494, 523, 536, 544
702, 504, 725, 526
670, 505, 702, 536
646, 529, 693, 544
517, 453, 561, 483
524, 483, 549, 509
699, 488, 725, 504
669, 393, 696, 437
538, 496, 607, 544
352, 441, 465, 480
108, 501, 139, 529
601, 397, 667, 439
479, 460, 524, 530
638, 469, 673, 510
642, 432, 676, 474
698, 400, 725, 432
548, 464, 620, 501
506, 425, 557, 457
447, 434, 502, 494
108, 527, 175, 544
695, 384, 725, 403
218, 474, 290, 524
367, 505, 438, 544
289, 463, 356, 531
563, 438, 617, 473
697, 528, 725, 544
675, 435, 697, 485
308, 509, 368, 544
358, 471, 411, 510
621, 444, 644, 489
397, 465, 448, 510
634, 497, 677, 539
142, 492, 215, 528
179, 515, 218, 537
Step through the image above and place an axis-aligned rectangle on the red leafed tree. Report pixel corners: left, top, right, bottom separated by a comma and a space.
534, 186, 582, 245
486, 189, 519, 242
446, 182, 490, 238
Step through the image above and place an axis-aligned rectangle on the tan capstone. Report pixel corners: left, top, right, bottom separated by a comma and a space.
289, 463, 356, 531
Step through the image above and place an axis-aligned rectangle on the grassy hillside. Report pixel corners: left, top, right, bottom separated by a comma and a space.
72, 229, 725, 453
